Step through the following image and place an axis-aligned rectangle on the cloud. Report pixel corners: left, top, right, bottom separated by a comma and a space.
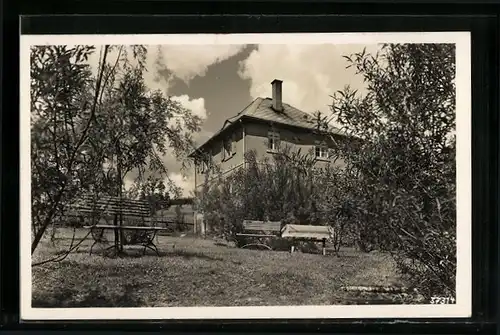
86, 45, 246, 94
156, 45, 246, 83
171, 95, 207, 120
123, 178, 135, 191
238, 44, 382, 121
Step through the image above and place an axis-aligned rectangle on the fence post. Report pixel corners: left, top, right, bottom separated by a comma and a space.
193, 211, 198, 235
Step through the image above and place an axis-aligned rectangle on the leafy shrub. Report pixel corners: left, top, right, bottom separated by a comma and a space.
327, 44, 457, 298
199, 147, 328, 240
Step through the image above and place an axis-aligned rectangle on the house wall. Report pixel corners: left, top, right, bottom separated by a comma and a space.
244, 120, 346, 169
193, 120, 347, 190
194, 123, 245, 189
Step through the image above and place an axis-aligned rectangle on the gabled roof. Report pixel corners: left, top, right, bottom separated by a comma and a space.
189, 97, 346, 157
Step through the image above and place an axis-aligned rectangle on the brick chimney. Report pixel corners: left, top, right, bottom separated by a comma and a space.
271, 79, 283, 112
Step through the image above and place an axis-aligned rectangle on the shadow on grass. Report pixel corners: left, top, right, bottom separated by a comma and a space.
214, 242, 230, 247
51, 248, 153, 258
112, 248, 224, 261
166, 249, 223, 261
330, 253, 360, 259
32, 283, 145, 308
331, 294, 421, 305
53, 248, 92, 256
53, 247, 224, 261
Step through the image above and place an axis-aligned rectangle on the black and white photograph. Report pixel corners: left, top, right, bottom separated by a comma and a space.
20, 33, 471, 320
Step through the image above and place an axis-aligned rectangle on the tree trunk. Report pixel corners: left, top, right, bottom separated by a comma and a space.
116, 145, 124, 253
113, 213, 119, 252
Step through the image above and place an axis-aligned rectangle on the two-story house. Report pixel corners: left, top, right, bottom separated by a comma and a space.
188, 79, 351, 235
189, 79, 349, 195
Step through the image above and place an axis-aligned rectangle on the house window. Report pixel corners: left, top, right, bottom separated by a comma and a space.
206, 155, 213, 171
196, 159, 205, 174
223, 135, 235, 160
196, 155, 212, 174
315, 141, 329, 159
268, 130, 280, 151
195, 160, 202, 174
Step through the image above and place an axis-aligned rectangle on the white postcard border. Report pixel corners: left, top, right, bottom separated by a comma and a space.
20, 32, 472, 320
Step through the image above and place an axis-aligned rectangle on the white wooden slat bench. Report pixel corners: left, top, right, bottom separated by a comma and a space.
281, 224, 334, 255
235, 220, 282, 250
234, 221, 333, 255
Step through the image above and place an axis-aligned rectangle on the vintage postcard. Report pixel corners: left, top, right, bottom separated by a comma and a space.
20, 32, 471, 320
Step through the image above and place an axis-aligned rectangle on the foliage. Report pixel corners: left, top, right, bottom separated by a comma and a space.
30, 45, 202, 257
134, 176, 171, 214
199, 145, 326, 244
312, 166, 358, 253
31, 45, 105, 254
93, 49, 201, 196
328, 44, 456, 297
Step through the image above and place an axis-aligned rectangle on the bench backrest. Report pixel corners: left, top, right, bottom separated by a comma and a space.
69, 194, 151, 218
242, 220, 282, 233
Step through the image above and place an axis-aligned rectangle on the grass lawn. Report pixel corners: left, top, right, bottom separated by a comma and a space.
32, 228, 415, 308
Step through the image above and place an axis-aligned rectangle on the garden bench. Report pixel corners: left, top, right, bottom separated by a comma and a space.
68, 194, 151, 222
235, 220, 282, 250
281, 224, 334, 255
67, 194, 173, 256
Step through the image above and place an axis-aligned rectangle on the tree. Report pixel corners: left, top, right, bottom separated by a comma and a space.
93, 47, 201, 252
328, 44, 456, 297
30, 45, 202, 259
30, 45, 108, 255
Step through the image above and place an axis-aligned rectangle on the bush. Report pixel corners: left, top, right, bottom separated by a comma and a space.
327, 44, 457, 298
199, 147, 327, 240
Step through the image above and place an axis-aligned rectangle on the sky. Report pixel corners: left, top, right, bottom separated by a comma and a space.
85, 43, 381, 197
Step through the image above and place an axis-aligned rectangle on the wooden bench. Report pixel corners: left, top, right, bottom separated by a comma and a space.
281, 224, 334, 255
235, 221, 333, 255
68, 194, 151, 222
83, 224, 173, 256
235, 220, 282, 250
67, 194, 164, 255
